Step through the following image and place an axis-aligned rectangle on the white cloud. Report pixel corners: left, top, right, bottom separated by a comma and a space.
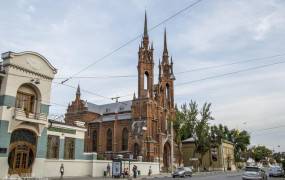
27, 5, 35, 13
1, 0, 285, 150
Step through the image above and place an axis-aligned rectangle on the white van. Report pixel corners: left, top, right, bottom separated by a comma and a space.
269, 166, 284, 177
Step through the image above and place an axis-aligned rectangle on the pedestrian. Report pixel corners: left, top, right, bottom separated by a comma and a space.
133, 165, 137, 178
126, 168, 129, 176
60, 164, 64, 179
107, 163, 111, 176
148, 166, 152, 176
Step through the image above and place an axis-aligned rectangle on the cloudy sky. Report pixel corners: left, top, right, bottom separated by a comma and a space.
1, 0, 285, 151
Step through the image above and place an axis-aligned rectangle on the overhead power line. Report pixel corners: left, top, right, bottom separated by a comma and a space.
54, 53, 285, 80
7, 73, 132, 107
60, 0, 204, 84
8, 59, 285, 105
176, 60, 285, 86
55, 74, 136, 80
53, 82, 111, 100
176, 53, 285, 74
8, 73, 132, 101
251, 130, 285, 137
251, 124, 285, 134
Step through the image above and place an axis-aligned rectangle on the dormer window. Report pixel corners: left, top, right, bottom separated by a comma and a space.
105, 108, 110, 113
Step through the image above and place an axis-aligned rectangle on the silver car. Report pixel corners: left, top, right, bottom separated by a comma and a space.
172, 167, 192, 178
242, 166, 267, 180
269, 166, 284, 177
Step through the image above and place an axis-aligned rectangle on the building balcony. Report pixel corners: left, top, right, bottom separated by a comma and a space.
14, 108, 48, 125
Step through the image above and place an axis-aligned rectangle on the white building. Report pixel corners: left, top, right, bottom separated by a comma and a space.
0, 51, 159, 178
0, 51, 56, 177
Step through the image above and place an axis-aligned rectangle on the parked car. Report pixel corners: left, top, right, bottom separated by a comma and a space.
242, 166, 267, 180
269, 166, 284, 177
172, 167, 192, 178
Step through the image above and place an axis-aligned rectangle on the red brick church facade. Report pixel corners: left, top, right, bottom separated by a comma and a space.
64, 14, 177, 169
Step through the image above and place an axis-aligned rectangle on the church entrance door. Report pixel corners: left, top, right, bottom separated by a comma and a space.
163, 142, 171, 171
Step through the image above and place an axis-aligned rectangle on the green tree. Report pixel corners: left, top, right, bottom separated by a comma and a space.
251, 145, 272, 162
233, 130, 250, 161
210, 124, 224, 146
181, 101, 198, 140
174, 101, 214, 170
194, 102, 214, 169
273, 152, 282, 163
173, 101, 199, 166
210, 125, 250, 162
173, 105, 185, 166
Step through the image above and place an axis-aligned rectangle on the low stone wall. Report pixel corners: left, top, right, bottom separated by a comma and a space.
43, 159, 159, 178
44, 159, 93, 177
91, 160, 112, 177
125, 161, 160, 176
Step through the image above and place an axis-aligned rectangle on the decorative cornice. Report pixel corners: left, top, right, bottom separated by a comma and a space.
5, 63, 53, 80
2, 51, 57, 73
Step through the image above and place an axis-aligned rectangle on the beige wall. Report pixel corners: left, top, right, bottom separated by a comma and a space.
182, 141, 236, 171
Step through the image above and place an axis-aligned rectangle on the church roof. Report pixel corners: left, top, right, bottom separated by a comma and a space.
102, 113, 132, 122
86, 100, 132, 115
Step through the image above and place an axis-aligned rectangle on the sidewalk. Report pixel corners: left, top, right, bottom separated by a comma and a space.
49, 170, 242, 180
49, 173, 169, 180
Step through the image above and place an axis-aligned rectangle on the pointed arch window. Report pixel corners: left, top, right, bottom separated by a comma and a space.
106, 129, 112, 151
165, 83, 170, 107
122, 128, 128, 151
92, 130, 97, 152
144, 71, 149, 90
134, 143, 140, 159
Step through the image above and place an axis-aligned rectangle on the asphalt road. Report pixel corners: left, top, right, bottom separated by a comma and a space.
148, 173, 285, 180
50, 172, 285, 180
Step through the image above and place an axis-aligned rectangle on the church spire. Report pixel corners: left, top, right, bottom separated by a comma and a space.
76, 84, 81, 99
144, 11, 148, 38
163, 28, 168, 55
142, 11, 149, 48
162, 28, 169, 65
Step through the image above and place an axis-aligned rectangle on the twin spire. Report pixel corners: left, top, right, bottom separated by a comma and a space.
142, 12, 174, 81
143, 11, 168, 58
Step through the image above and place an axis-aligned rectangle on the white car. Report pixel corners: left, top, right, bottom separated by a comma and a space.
269, 166, 284, 177
172, 167, 192, 178
242, 166, 267, 180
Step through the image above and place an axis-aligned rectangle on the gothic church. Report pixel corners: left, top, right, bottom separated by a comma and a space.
65, 13, 177, 169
